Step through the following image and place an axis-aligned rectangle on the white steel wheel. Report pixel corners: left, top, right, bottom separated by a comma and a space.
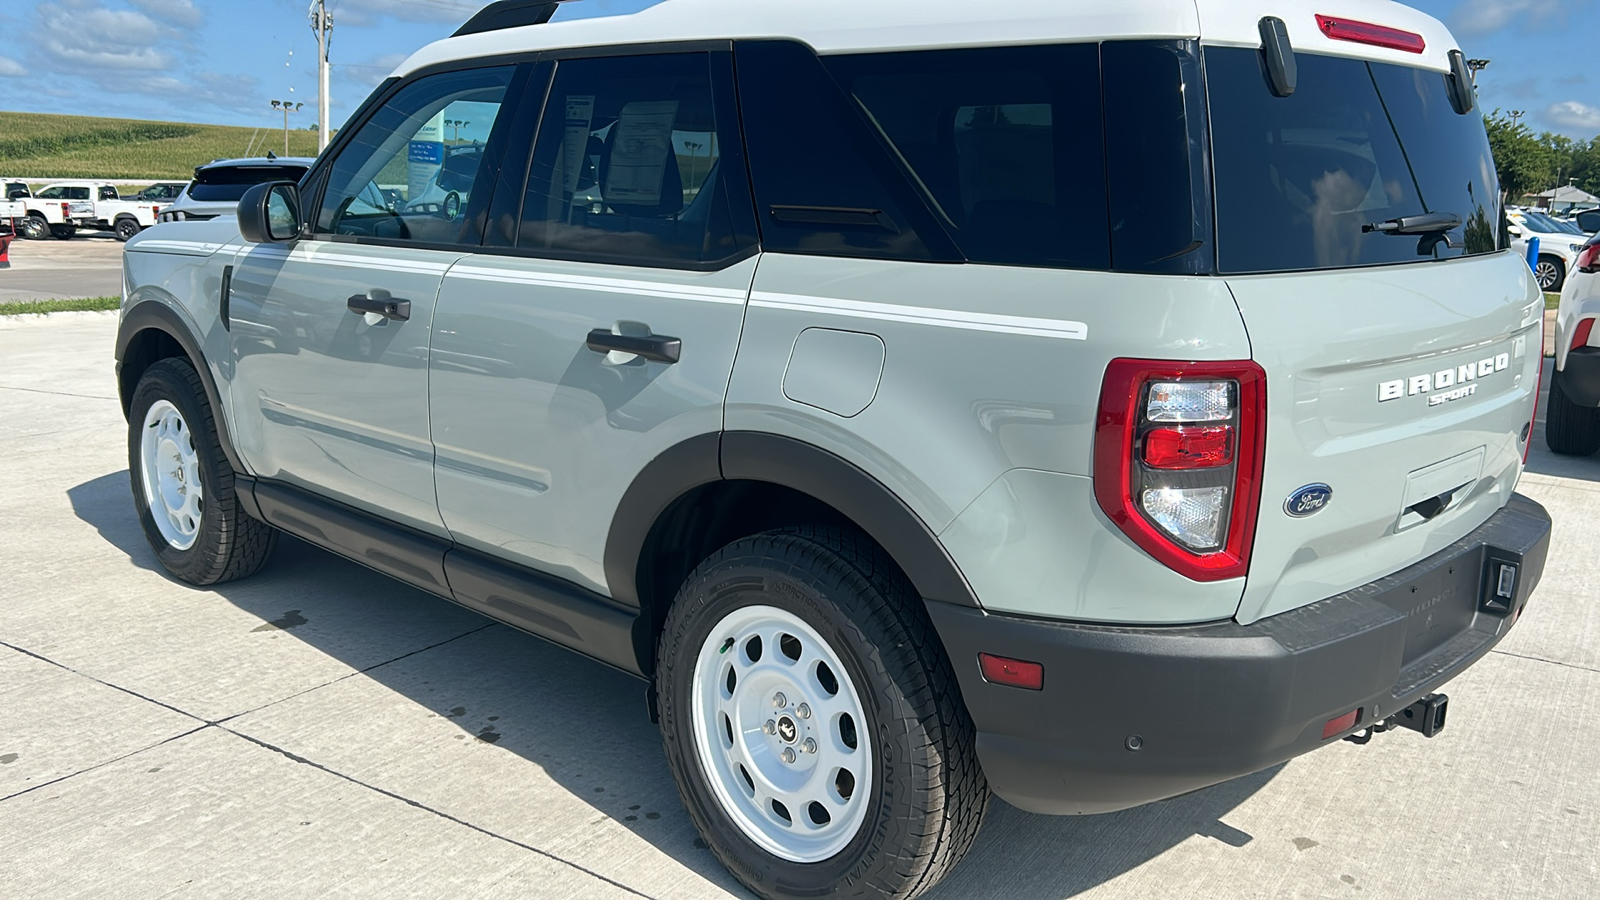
691, 604, 873, 863
139, 399, 203, 550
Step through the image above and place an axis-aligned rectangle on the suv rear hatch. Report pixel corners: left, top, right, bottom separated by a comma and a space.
1199, 28, 1542, 623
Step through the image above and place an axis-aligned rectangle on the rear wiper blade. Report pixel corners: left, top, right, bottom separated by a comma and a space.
1363, 212, 1462, 235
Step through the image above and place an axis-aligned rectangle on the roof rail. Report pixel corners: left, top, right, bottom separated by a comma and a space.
453, 1, 564, 37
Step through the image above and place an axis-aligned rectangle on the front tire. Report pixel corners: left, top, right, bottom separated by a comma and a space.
20, 215, 48, 240
127, 358, 277, 584
657, 527, 987, 900
1535, 255, 1565, 292
1546, 369, 1600, 456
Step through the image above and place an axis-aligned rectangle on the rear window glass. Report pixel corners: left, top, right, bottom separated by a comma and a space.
1208, 48, 1502, 274
825, 44, 1109, 270
190, 166, 309, 202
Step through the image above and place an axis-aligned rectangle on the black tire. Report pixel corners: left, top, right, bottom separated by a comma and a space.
657, 526, 987, 900
20, 215, 48, 240
127, 358, 278, 585
1545, 369, 1600, 456
50, 223, 76, 240
114, 217, 141, 242
1535, 255, 1565, 292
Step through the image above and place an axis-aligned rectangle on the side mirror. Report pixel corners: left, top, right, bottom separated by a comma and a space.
1507, 224, 1524, 237
238, 182, 303, 244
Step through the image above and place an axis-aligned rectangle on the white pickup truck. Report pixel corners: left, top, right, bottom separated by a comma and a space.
0, 181, 24, 232
69, 183, 164, 242
13, 182, 98, 240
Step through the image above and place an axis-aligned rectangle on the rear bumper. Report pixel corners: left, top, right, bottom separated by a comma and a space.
1559, 347, 1600, 407
928, 493, 1551, 815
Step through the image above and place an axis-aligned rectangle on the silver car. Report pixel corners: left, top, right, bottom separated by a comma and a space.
156, 156, 314, 223
113, 2, 1552, 898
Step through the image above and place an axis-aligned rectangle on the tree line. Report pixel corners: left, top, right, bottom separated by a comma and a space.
1485, 109, 1600, 201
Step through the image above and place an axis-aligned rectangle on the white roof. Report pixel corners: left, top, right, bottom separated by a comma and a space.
1535, 185, 1600, 203
396, 0, 1458, 78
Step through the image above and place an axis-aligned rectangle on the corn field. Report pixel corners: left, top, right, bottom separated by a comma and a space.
0, 112, 322, 180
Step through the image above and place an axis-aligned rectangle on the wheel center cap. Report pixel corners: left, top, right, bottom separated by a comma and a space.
776, 715, 797, 744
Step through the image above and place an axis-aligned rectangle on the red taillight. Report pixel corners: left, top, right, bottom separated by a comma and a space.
61, 203, 70, 216
1579, 242, 1600, 274
1322, 709, 1362, 739
1574, 318, 1596, 352
1094, 359, 1267, 582
1316, 14, 1427, 53
1142, 425, 1234, 470
978, 653, 1044, 691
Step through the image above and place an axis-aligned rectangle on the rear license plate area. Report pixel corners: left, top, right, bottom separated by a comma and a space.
1375, 548, 1483, 664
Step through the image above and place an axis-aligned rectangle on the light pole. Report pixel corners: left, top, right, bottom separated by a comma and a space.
1466, 58, 1489, 87
272, 100, 304, 156
308, 0, 334, 152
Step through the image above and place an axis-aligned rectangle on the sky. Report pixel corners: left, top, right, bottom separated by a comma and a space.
0, 0, 1596, 138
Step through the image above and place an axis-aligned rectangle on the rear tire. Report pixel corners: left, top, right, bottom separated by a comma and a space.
1546, 370, 1600, 456
115, 217, 141, 242
50, 223, 76, 240
127, 358, 278, 584
657, 526, 987, 900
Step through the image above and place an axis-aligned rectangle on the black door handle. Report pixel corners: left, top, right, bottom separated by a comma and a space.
586, 328, 681, 364
347, 290, 410, 321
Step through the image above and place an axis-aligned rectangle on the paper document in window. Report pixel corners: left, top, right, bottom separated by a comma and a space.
562, 95, 596, 197
605, 101, 679, 206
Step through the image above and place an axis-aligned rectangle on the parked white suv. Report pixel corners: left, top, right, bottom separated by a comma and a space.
114, 2, 1552, 898
1548, 232, 1600, 454
156, 157, 315, 224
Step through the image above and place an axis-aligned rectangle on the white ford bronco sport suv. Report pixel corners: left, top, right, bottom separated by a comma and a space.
115, 2, 1552, 897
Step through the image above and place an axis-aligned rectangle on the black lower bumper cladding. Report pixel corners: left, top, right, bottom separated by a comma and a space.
929, 493, 1551, 815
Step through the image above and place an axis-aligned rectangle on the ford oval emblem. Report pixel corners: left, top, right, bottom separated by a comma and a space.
1285, 484, 1333, 518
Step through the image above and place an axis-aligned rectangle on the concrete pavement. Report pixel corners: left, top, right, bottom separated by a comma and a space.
1, 311, 1597, 899
0, 235, 124, 303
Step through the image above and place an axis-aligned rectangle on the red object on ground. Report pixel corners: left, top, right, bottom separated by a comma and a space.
0, 232, 13, 269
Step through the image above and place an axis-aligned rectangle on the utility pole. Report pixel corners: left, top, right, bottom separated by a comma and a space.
309, 0, 333, 152
272, 100, 304, 156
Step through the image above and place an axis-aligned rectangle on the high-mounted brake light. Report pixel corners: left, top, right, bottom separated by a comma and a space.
1316, 14, 1426, 53
1095, 359, 1266, 582
1573, 318, 1596, 352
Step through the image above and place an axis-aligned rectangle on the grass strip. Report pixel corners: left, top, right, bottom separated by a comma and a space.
0, 297, 121, 316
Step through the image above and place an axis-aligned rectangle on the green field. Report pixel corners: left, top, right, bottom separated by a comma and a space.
0, 111, 321, 180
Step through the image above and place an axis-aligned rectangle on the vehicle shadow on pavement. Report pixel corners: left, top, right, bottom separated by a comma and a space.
68, 469, 1274, 899
1525, 360, 1600, 483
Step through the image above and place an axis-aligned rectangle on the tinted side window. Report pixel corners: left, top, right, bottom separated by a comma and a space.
825, 44, 1109, 270
317, 66, 515, 246
736, 40, 953, 262
517, 52, 743, 266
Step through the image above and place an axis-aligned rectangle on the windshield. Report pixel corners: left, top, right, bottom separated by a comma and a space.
1208, 49, 1502, 274
1521, 211, 1583, 235
189, 165, 308, 203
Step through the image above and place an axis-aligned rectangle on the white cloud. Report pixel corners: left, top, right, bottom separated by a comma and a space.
1544, 100, 1600, 132
0, 57, 25, 78
333, 0, 478, 28
130, 0, 203, 29
1452, 0, 1583, 35
35, 1, 171, 71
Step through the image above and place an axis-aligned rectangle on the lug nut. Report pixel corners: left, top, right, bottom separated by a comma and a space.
803, 738, 817, 754
763, 720, 776, 735
782, 747, 797, 764
773, 692, 787, 708
796, 703, 811, 719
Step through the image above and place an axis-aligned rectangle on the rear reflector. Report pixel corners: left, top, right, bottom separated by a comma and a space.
978, 653, 1044, 691
1316, 14, 1426, 53
1573, 318, 1595, 351
1142, 425, 1234, 469
1322, 709, 1361, 739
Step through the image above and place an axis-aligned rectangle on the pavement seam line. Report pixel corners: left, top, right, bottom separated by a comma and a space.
212, 623, 497, 726
220, 727, 662, 900
0, 638, 208, 724
0, 384, 120, 401
1489, 648, 1600, 674
0, 724, 210, 804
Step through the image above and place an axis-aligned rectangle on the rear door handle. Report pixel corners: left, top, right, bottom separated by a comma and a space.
347, 289, 410, 321
586, 328, 681, 364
